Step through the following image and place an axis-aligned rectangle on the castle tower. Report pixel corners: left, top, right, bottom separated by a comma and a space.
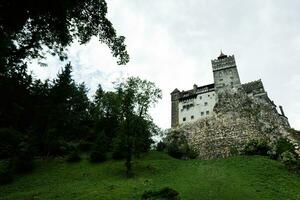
171, 88, 180, 128
211, 51, 241, 92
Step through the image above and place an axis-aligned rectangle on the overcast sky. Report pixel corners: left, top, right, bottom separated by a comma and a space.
28, 0, 300, 130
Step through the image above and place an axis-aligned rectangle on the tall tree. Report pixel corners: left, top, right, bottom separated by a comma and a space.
114, 77, 162, 177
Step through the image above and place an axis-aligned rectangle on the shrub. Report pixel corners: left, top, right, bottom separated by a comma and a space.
65, 142, 81, 163
79, 140, 92, 152
14, 142, 34, 174
156, 141, 166, 152
0, 128, 20, 159
90, 151, 106, 163
167, 142, 185, 159
243, 139, 270, 156
141, 187, 180, 200
275, 138, 295, 158
187, 148, 198, 159
66, 151, 81, 163
166, 137, 196, 160
280, 151, 297, 167
0, 160, 13, 185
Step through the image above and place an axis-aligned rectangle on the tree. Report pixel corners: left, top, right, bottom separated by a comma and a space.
114, 77, 162, 177
0, 0, 129, 70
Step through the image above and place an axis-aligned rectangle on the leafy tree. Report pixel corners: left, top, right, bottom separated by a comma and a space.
114, 77, 162, 177
0, 0, 129, 69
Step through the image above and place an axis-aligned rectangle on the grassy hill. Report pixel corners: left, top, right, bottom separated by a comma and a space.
1, 152, 300, 200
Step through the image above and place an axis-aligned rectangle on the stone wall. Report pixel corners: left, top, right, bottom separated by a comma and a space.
170, 90, 299, 159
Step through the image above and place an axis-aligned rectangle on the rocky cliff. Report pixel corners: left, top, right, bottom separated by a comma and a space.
170, 90, 299, 159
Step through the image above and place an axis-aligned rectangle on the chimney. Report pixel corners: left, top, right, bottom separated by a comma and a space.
279, 105, 285, 116
193, 84, 198, 90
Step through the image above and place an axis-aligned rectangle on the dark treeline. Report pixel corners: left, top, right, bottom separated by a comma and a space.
0, 63, 161, 181
0, 0, 161, 182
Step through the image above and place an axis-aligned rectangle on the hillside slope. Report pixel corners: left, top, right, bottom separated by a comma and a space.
1, 152, 300, 200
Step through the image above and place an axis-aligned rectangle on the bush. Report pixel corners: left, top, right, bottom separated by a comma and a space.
243, 139, 270, 156
90, 151, 106, 163
14, 142, 34, 174
166, 139, 196, 160
0, 128, 20, 159
141, 187, 180, 200
79, 140, 92, 152
66, 151, 81, 163
187, 148, 198, 159
167, 143, 185, 159
275, 138, 295, 158
280, 151, 297, 167
156, 141, 166, 152
0, 160, 13, 185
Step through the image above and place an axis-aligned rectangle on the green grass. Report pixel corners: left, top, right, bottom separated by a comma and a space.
1, 152, 300, 200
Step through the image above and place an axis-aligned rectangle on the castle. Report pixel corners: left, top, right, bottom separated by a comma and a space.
171, 52, 290, 128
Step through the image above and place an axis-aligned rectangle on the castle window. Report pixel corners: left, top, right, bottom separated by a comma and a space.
204, 102, 208, 106
201, 112, 204, 116
199, 96, 202, 100
208, 94, 210, 97
191, 115, 194, 119
219, 79, 223, 81
230, 76, 234, 79
206, 111, 209, 115
183, 117, 186, 121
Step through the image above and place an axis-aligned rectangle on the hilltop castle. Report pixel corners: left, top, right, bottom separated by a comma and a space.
171, 52, 290, 128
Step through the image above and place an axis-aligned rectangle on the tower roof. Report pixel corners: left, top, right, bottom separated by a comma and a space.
217, 50, 228, 60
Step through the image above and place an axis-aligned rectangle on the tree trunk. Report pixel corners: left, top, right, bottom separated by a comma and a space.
125, 149, 133, 178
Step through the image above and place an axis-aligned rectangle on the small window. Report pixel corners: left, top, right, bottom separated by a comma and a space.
199, 96, 202, 100
219, 79, 223, 81
204, 102, 208, 106
230, 76, 234, 79
206, 111, 209, 115
183, 117, 186, 121
191, 115, 194, 119
208, 94, 210, 97
201, 112, 204, 116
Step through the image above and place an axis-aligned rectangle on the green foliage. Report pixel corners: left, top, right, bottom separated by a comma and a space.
243, 139, 270, 156
0, 128, 21, 159
13, 142, 34, 174
166, 132, 197, 160
66, 151, 81, 163
141, 187, 180, 200
0, 0, 129, 68
112, 77, 162, 177
156, 141, 166, 152
167, 142, 185, 159
0, 160, 13, 185
66, 143, 81, 163
280, 151, 297, 167
78, 140, 92, 152
275, 138, 295, 158
90, 151, 107, 163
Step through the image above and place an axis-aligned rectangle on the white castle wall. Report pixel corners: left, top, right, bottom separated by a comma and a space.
178, 90, 216, 125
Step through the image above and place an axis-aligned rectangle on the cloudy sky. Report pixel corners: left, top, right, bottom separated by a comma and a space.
28, 0, 300, 129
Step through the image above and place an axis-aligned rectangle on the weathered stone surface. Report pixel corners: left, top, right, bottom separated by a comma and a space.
170, 90, 299, 159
